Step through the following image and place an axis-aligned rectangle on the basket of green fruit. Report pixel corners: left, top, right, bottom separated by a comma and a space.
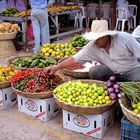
53, 80, 116, 115
119, 82, 140, 126
68, 34, 89, 50
8, 54, 56, 70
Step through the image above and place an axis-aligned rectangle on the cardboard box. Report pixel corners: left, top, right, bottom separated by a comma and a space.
18, 95, 59, 122
63, 109, 114, 139
0, 87, 17, 110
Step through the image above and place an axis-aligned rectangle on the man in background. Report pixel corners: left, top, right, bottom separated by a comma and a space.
30, 0, 50, 53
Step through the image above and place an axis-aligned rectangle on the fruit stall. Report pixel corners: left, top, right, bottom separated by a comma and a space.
0, 28, 140, 139
0, 6, 83, 48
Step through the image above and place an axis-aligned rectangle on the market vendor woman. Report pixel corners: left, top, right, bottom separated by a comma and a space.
45, 20, 140, 82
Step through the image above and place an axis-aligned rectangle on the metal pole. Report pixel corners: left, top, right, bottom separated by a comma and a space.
24, 0, 28, 52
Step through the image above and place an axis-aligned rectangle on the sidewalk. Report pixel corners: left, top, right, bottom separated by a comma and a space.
0, 104, 120, 140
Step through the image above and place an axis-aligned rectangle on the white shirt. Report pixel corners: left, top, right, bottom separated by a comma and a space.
73, 32, 140, 74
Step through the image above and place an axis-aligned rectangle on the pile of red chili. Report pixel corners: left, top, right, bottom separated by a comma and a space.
10, 69, 62, 93
65, 63, 85, 70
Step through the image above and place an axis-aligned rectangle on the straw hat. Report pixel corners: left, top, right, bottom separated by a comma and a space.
83, 20, 117, 41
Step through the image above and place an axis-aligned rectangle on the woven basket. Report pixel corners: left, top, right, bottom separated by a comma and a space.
58, 58, 89, 78
0, 82, 11, 89
8, 55, 31, 70
119, 93, 140, 126
63, 69, 89, 78
8, 55, 57, 70
0, 32, 17, 40
12, 85, 53, 99
53, 80, 116, 115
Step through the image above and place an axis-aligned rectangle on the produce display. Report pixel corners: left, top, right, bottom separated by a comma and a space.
104, 76, 120, 100
11, 69, 62, 93
0, 65, 18, 82
48, 6, 81, 14
10, 54, 56, 69
54, 81, 113, 107
0, 22, 20, 33
40, 43, 76, 59
13, 9, 31, 17
68, 34, 88, 48
120, 82, 140, 115
0, 8, 18, 17
11, 6, 80, 17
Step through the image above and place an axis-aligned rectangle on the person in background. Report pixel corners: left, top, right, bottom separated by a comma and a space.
7, 0, 16, 8
0, 0, 8, 13
15, 0, 26, 11
30, 0, 50, 53
45, 20, 140, 82
116, 0, 131, 18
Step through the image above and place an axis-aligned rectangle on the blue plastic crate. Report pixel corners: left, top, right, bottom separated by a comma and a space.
121, 116, 140, 140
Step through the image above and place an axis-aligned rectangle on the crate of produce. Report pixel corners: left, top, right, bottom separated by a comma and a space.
121, 116, 140, 140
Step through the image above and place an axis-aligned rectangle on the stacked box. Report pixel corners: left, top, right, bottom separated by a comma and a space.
18, 95, 59, 122
121, 116, 140, 140
0, 87, 17, 109
63, 109, 114, 139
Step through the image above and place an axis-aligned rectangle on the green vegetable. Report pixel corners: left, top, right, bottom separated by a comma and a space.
11, 54, 56, 69
68, 34, 88, 48
120, 82, 140, 103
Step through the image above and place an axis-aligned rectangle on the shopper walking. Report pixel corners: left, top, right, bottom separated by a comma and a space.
30, 0, 50, 53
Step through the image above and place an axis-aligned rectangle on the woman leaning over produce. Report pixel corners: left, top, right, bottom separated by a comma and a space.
45, 20, 140, 82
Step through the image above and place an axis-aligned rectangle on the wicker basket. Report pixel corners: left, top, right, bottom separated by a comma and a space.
58, 58, 89, 78
53, 80, 116, 115
8, 55, 57, 70
0, 32, 17, 40
8, 55, 31, 70
63, 69, 89, 78
0, 82, 11, 89
12, 85, 53, 99
119, 93, 140, 126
